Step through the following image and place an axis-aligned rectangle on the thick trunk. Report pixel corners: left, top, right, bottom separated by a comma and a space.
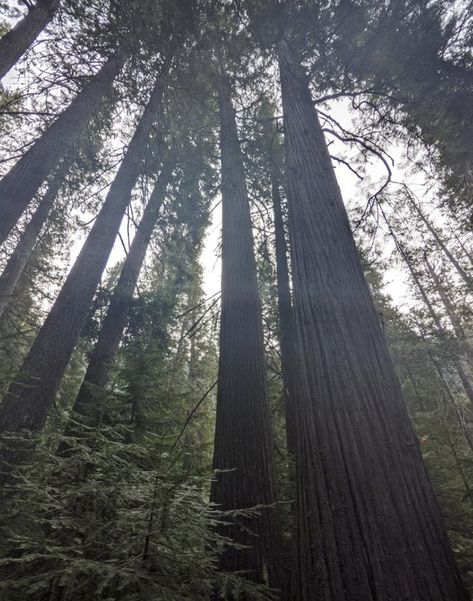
70, 158, 174, 420
0, 66, 169, 437
408, 196, 472, 290
278, 40, 469, 601
0, 163, 66, 320
0, 50, 124, 245
210, 71, 282, 590
0, 0, 59, 80
271, 174, 297, 458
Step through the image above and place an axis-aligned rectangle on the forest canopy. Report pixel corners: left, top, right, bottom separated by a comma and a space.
0, 1, 473, 600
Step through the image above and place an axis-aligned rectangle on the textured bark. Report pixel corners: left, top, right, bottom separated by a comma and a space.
278, 40, 469, 601
0, 163, 66, 320
0, 50, 124, 245
210, 71, 282, 589
0, 66, 169, 436
271, 174, 297, 458
0, 0, 59, 80
70, 159, 174, 420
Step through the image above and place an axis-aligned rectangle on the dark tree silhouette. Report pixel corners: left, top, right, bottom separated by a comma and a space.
278, 38, 469, 601
210, 69, 282, 590
0, 0, 59, 80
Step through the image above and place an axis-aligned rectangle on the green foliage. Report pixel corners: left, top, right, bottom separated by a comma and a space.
0, 428, 275, 601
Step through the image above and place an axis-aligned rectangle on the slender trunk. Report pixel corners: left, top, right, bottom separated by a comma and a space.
0, 0, 59, 80
402, 363, 427, 411
183, 335, 198, 473
278, 40, 469, 601
271, 174, 297, 458
456, 362, 473, 409
0, 63, 170, 438
70, 158, 174, 421
384, 210, 473, 409
0, 50, 125, 245
444, 426, 473, 509
429, 352, 473, 457
424, 254, 473, 364
408, 195, 472, 289
0, 162, 66, 320
452, 231, 473, 268
210, 70, 282, 589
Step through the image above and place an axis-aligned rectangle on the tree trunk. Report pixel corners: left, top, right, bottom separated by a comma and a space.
452, 231, 473, 268
444, 426, 473, 509
383, 210, 473, 410
424, 254, 473, 364
429, 352, 473, 457
407, 194, 472, 290
69, 157, 174, 422
0, 0, 59, 80
0, 50, 124, 245
271, 174, 297, 458
278, 40, 469, 601
0, 63, 170, 438
0, 162, 66, 320
210, 69, 282, 590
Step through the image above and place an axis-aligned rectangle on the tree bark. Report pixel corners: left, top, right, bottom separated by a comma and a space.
0, 0, 59, 80
69, 157, 174, 421
0, 162, 66, 320
210, 69, 282, 590
0, 50, 124, 245
0, 63, 170, 438
278, 39, 469, 601
271, 174, 297, 458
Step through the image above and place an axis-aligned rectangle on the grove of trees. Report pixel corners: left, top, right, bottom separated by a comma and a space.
0, 1, 472, 600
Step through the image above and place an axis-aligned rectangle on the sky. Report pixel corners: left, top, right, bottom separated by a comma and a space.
0, 3, 446, 317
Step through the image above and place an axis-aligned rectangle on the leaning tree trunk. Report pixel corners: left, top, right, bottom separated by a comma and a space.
407, 194, 472, 290
210, 70, 282, 591
271, 173, 297, 458
69, 157, 174, 423
0, 161, 67, 320
0, 63, 170, 441
0, 50, 125, 245
382, 208, 473, 414
424, 254, 473, 364
278, 39, 469, 601
0, 0, 59, 80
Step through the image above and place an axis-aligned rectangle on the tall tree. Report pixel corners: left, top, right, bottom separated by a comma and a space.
406, 191, 473, 290
69, 156, 175, 423
277, 36, 469, 600
0, 0, 59, 80
0, 164, 64, 320
210, 66, 282, 589
0, 55, 172, 438
381, 208, 473, 410
270, 167, 297, 459
0, 49, 125, 245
